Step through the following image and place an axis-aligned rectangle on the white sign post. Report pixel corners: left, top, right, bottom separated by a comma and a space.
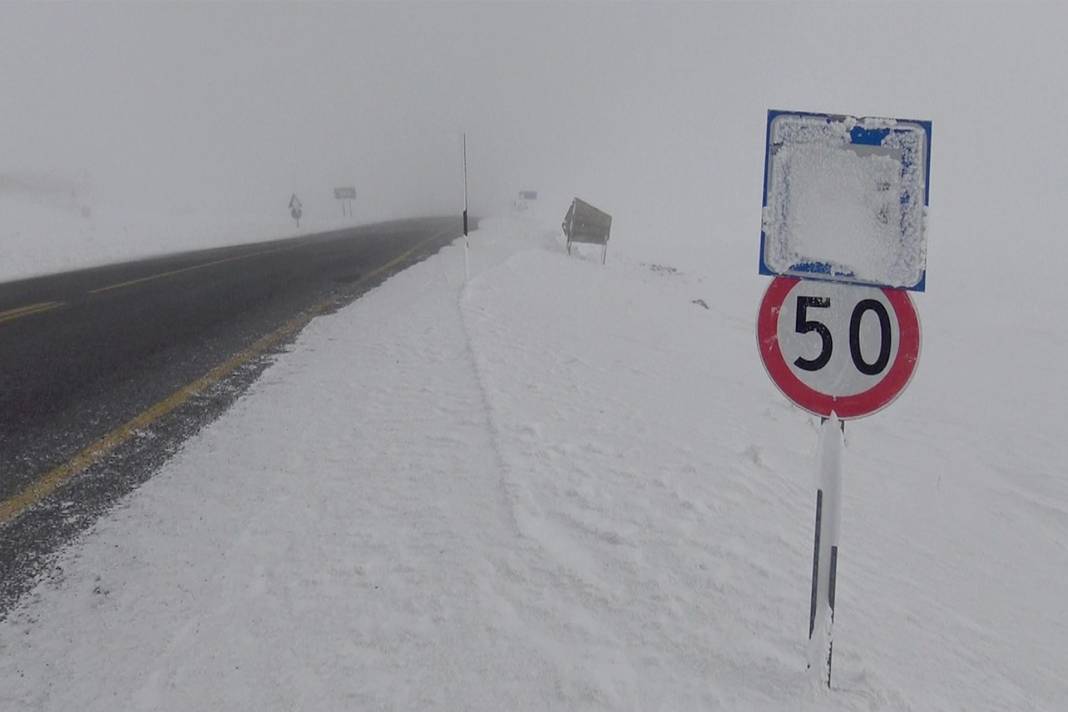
755, 109, 931, 688
807, 413, 843, 684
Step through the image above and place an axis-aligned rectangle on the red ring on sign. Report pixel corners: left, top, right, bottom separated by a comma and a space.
756, 276, 921, 419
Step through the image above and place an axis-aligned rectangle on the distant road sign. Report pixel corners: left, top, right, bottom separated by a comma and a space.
334, 187, 356, 200
519, 190, 538, 200
563, 198, 611, 244
756, 276, 920, 419
759, 110, 932, 292
563, 198, 612, 264
289, 193, 303, 225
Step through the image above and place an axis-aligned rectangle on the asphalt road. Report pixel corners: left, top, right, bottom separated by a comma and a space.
0, 215, 462, 614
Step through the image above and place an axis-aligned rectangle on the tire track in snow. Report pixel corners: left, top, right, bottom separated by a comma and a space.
449, 251, 527, 539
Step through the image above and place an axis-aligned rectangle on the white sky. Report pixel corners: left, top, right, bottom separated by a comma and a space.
2, 2, 1066, 278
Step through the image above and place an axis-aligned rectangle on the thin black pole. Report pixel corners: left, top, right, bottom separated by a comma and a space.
462, 133, 469, 238
827, 544, 838, 687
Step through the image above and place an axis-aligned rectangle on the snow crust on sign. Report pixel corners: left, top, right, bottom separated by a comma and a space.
0, 217, 1066, 711
763, 115, 927, 287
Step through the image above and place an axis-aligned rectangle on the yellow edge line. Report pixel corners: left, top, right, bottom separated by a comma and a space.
0, 302, 53, 320
0, 301, 64, 325
89, 245, 298, 295
0, 230, 451, 527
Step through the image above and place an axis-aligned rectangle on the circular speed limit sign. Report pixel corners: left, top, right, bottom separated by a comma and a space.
757, 276, 921, 419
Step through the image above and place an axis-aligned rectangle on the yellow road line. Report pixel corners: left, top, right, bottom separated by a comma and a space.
0, 229, 452, 527
89, 244, 298, 295
0, 301, 64, 325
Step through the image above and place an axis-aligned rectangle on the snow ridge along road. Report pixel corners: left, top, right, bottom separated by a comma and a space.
0, 216, 460, 614
0, 217, 1065, 710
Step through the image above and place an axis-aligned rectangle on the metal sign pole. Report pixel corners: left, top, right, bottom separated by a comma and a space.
807, 414, 843, 687
462, 132, 469, 281
462, 132, 469, 240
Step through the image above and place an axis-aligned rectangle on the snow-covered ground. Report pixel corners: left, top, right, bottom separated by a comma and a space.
1, 216, 1064, 710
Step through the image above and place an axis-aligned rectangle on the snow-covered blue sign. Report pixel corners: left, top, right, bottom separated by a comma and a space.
759, 110, 932, 292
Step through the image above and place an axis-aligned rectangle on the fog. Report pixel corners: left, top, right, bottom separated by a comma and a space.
3, 6, 1068, 704
2, 2, 1067, 282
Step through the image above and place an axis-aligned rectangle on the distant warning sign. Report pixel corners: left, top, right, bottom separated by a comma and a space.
289, 193, 303, 224
759, 110, 932, 292
756, 276, 920, 419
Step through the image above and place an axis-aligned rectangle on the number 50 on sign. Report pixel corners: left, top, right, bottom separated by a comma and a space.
756, 276, 920, 420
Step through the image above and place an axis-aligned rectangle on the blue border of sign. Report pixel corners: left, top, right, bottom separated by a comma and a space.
758, 109, 932, 292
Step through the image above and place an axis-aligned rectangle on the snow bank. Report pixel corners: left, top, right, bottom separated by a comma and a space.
0, 216, 1064, 710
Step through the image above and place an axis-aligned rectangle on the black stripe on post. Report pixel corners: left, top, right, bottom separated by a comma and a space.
463, 210, 468, 237
808, 489, 823, 639
827, 544, 838, 687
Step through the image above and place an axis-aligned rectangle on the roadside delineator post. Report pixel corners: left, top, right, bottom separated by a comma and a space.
462, 132, 470, 282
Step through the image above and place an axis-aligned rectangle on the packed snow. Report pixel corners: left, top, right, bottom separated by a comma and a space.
0, 216, 1064, 710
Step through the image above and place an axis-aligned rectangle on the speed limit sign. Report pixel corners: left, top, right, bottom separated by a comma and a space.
757, 276, 920, 419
